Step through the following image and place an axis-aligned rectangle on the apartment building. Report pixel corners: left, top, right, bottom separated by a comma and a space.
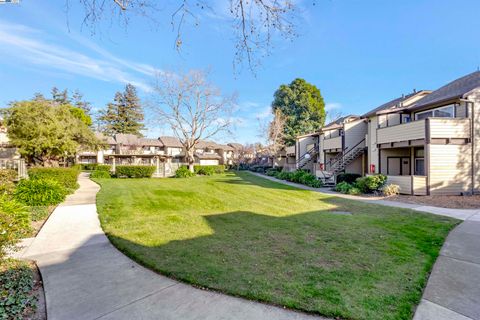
295, 71, 480, 195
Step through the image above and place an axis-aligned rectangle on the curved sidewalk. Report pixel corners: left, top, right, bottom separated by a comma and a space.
252, 173, 480, 320
19, 173, 324, 320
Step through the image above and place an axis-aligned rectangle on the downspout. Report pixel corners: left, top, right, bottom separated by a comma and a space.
460, 99, 475, 194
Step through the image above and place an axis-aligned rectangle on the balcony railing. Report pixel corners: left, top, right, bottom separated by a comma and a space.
377, 118, 470, 144
116, 149, 166, 156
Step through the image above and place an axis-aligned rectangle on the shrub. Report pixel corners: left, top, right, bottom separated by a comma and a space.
276, 171, 293, 181
381, 183, 400, 196
194, 165, 215, 176
90, 170, 111, 179
81, 163, 98, 171
14, 179, 67, 206
0, 196, 31, 259
273, 169, 322, 188
265, 168, 281, 176
0, 260, 37, 319
175, 166, 195, 178
96, 165, 112, 172
0, 169, 17, 196
348, 187, 362, 195
28, 167, 79, 192
115, 166, 155, 178
355, 174, 387, 193
335, 181, 353, 194
336, 173, 361, 184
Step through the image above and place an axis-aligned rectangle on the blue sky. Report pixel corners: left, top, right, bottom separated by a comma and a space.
1, 0, 480, 144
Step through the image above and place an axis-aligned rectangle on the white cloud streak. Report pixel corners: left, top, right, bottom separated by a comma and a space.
0, 21, 158, 92
325, 102, 342, 111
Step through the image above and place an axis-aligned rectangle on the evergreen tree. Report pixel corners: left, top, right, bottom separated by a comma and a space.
72, 89, 92, 115
272, 78, 326, 146
51, 87, 70, 105
98, 84, 144, 136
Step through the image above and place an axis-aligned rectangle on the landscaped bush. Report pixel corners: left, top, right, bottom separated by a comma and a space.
14, 179, 67, 206
0, 196, 31, 259
28, 167, 80, 192
381, 183, 400, 196
0, 260, 37, 319
29, 206, 51, 222
249, 165, 272, 173
275, 171, 293, 180
114, 166, 156, 178
336, 173, 361, 184
81, 163, 98, 171
355, 174, 387, 193
96, 165, 112, 172
348, 187, 362, 195
193, 165, 225, 176
335, 181, 353, 194
237, 163, 250, 171
90, 170, 111, 179
175, 166, 195, 178
265, 168, 281, 176
273, 169, 323, 188
0, 169, 17, 196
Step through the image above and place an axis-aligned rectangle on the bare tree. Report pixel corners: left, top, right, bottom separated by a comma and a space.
152, 69, 236, 171
326, 109, 344, 124
70, 0, 299, 73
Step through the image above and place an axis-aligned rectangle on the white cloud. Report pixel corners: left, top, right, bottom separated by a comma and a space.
0, 21, 157, 92
254, 106, 272, 119
325, 102, 342, 112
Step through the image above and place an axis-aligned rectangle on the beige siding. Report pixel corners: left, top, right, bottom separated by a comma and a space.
468, 88, 480, 193
318, 134, 325, 163
413, 176, 427, 195
429, 144, 471, 195
380, 148, 411, 175
429, 118, 470, 138
377, 120, 425, 144
323, 136, 342, 150
386, 176, 412, 195
344, 119, 367, 150
296, 135, 318, 160
367, 116, 379, 173
345, 156, 363, 175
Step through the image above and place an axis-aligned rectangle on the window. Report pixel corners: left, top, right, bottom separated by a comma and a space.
415, 159, 425, 176
415, 105, 455, 120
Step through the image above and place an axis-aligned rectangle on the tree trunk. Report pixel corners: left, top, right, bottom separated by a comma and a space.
186, 148, 195, 172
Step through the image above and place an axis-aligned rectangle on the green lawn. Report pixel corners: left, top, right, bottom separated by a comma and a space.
95, 172, 458, 320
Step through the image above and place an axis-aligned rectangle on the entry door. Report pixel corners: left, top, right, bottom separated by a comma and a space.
401, 158, 410, 175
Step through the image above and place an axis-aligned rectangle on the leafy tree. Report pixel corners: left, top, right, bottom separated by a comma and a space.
4, 100, 100, 166
98, 84, 144, 136
272, 78, 326, 146
70, 107, 93, 126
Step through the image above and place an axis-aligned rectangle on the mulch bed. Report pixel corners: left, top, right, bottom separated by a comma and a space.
387, 194, 480, 209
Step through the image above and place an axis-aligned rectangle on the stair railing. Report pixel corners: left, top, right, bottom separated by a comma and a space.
296, 144, 318, 168
328, 138, 366, 172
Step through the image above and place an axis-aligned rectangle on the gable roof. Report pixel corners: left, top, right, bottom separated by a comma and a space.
139, 138, 163, 147
95, 132, 116, 145
322, 115, 359, 131
228, 143, 244, 150
159, 136, 183, 148
362, 94, 414, 118
114, 134, 141, 145
410, 71, 480, 111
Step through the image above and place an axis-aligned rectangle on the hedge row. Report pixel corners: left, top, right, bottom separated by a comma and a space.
81, 164, 111, 171
28, 167, 80, 192
114, 165, 156, 178
335, 174, 387, 195
266, 169, 323, 188
193, 165, 225, 175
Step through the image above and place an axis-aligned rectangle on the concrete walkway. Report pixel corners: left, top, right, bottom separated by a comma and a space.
18, 173, 325, 320
252, 172, 480, 320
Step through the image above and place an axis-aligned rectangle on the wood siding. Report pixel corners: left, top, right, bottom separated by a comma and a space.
377, 120, 425, 144
413, 176, 427, 195
386, 176, 412, 195
429, 144, 471, 195
429, 118, 470, 138
323, 136, 342, 150
344, 120, 367, 150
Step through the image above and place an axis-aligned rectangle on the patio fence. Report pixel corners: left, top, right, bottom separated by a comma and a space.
0, 159, 28, 179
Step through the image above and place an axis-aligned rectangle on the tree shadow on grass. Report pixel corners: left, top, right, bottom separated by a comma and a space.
105, 208, 452, 320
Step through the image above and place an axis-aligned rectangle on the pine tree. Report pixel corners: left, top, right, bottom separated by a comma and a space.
98, 84, 144, 136
51, 87, 70, 105
72, 90, 92, 115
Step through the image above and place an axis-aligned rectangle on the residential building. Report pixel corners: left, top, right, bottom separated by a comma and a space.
294, 71, 480, 195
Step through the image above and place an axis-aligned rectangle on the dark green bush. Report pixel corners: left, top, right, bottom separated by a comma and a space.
355, 174, 387, 193
273, 169, 322, 188
81, 163, 98, 171
0, 169, 17, 196
114, 166, 155, 178
28, 167, 79, 192
265, 168, 281, 176
336, 173, 362, 184
194, 165, 226, 175
14, 179, 67, 206
175, 166, 195, 178
276, 171, 292, 180
0, 196, 31, 259
96, 165, 112, 172
335, 181, 353, 194
0, 260, 37, 319
90, 170, 111, 179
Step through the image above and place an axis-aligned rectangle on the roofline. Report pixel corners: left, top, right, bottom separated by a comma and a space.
407, 96, 462, 113
296, 131, 321, 139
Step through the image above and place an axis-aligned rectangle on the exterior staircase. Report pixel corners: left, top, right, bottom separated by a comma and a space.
296, 145, 319, 170
321, 139, 366, 186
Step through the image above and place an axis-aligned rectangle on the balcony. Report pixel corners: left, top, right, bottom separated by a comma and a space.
376, 118, 470, 145
117, 149, 166, 156
386, 175, 427, 195
323, 136, 342, 151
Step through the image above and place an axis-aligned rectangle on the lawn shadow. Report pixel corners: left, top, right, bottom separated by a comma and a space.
214, 171, 309, 192
105, 208, 446, 320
